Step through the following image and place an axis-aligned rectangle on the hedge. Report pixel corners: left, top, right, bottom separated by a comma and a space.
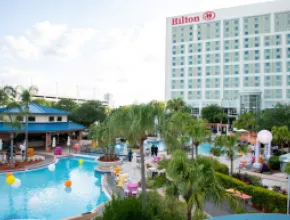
269, 156, 280, 170
216, 172, 287, 213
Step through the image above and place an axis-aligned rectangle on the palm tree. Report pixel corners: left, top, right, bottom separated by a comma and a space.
214, 134, 247, 175
166, 98, 190, 113
3, 102, 22, 168
187, 119, 210, 158
17, 86, 38, 160
0, 86, 17, 107
284, 163, 290, 214
271, 126, 290, 151
167, 150, 232, 220
119, 104, 163, 209
232, 112, 256, 131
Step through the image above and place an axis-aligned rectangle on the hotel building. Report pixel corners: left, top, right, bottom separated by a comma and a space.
165, 0, 290, 118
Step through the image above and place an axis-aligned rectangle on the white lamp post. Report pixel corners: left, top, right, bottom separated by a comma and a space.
253, 130, 273, 169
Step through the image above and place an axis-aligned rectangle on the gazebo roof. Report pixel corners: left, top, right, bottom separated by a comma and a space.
0, 104, 69, 115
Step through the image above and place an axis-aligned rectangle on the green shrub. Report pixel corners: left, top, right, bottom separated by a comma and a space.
211, 158, 229, 175
216, 172, 287, 213
269, 156, 280, 170
97, 192, 185, 220
158, 159, 170, 170
152, 174, 167, 188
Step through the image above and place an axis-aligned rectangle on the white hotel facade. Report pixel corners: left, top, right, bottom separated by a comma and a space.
165, 0, 290, 118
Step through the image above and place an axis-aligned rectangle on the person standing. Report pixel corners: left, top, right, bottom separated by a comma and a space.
151, 144, 154, 156
155, 146, 159, 156
251, 144, 255, 156
128, 149, 133, 162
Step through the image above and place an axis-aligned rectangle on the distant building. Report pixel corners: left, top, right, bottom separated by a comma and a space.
32, 94, 109, 106
103, 93, 114, 108
0, 104, 85, 151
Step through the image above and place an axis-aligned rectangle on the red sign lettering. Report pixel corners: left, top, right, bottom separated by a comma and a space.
203, 11, 216, 21
171, 11, 216, 25
171, 16, 200, 25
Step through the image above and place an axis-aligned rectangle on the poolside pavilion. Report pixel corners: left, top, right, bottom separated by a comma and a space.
0, 104, 85, 152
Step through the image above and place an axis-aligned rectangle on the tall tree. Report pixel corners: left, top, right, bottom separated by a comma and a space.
214, 134, 247, 175
201, 104, 227, 123
70, 100, 106, 126
167, 150, 231, 220
17, 85, 38, 160
54, 98, 78, 112
258, 104, 290, 131
271, 126, 290, 151
232, 112, 256, 131
0, 86, 17, 106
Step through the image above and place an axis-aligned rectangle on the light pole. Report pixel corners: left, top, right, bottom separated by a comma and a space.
253, 130, 273, 169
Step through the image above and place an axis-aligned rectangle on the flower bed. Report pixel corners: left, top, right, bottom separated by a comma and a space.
216, 172, 287, 213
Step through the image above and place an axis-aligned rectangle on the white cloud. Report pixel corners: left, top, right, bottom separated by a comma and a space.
1, 21, 96, 60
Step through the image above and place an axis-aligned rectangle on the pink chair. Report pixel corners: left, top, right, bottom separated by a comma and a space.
54, 147, 62, 155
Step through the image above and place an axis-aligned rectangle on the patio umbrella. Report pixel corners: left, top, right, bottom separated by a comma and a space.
67, 136, 71, 146
0, 139, 2, 150
123, 144, 128, 156
131, 153, 137, 183
52, 137, 56, 148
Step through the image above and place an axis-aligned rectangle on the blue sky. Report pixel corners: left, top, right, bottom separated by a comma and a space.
0, 0, 269, 106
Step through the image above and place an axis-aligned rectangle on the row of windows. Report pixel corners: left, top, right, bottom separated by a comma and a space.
171, 75, 285, 89
172, 89, 287, 100
172, 34, 290, 54
173, 48, 290, 61
16, 116, 63, 122
171, 61, 290, 77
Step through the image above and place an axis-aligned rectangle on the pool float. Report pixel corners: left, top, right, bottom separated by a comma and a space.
65, 180, 72, 187
6, 175, 16, 185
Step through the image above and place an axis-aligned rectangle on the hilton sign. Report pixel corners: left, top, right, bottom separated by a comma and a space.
172, 11, 216, 25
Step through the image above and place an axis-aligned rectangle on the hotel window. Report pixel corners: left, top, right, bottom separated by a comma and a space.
244, 76, 260, 87
287, 48, 290, 59
244, 63, 260, 74
244, 14, 270, 35
197, 21, 220, 40
224, 39, 239, 50
264, 62, 282, 73
287, 61, 290, 72
224, 64, 239, 75
171, 91, 184, 99
188, 67, 202, 77
188, 91, 201, 100
189, 55, 202, 65
205, 90, 220, 99
205, 65, 220, 76
28, 116, 36, 122
264, 89, 282, 99
224, 18, 239, 38
264, 34, 282, 47
244, 37, 260, 48
264, 48, 282, 60
224, 51, 239, 63
224, 77, 239, 88
205, 53, 220, 64
287, 34, 290, 45
224, 90, 239, 99
57, 116, 62, 122
188, 43, 202, 53
275, 11, 290, 32
49, 116, 55, 122
205, 41, 220, 52
264, 75, 282, 87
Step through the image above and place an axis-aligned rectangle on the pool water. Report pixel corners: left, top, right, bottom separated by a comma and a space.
198, 143, 212, 154
0, 156, 108, 220
212, 214, 289, 220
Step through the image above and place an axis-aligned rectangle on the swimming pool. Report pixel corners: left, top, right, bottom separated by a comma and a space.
0, 156, 108, 220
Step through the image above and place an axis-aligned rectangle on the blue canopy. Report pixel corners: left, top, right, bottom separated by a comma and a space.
0, 122, 85, 132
